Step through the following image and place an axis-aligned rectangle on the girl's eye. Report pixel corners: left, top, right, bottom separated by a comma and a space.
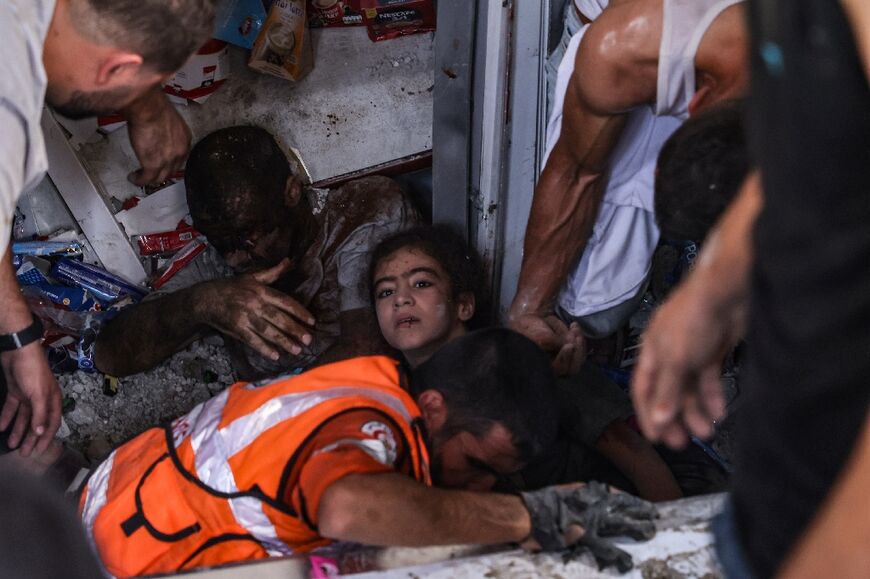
414, 280, 433, 289
376, 288, 394, 299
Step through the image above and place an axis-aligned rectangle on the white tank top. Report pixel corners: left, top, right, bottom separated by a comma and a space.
656, 0, 745, 119
574, 0, 608, 21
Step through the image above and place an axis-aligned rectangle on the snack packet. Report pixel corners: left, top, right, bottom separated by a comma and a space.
249, 0, 313, 81
359, 0, 436, 42
307, 0, 364, 28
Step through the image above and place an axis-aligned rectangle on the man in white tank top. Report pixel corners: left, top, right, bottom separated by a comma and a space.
509, 0, 748, 372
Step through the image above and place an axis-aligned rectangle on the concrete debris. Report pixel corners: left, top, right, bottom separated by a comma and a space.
58, 340, 236, 453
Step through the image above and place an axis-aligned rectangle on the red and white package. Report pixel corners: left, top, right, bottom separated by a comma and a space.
137, 222, 202, 257
151, 240, 208, 290
358, 0, 436, 42
97, 114, 127, 134
163, 40, 230, 105
307, 0, 364, 27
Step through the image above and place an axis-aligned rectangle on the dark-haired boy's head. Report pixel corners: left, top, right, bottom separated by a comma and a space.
655, 100, 751, 241
370, 225, 487, 367
185, 126, 306, 272
412, 328, 558, 490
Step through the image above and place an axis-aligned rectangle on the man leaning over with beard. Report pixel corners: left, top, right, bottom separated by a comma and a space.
0, 0, 216, 464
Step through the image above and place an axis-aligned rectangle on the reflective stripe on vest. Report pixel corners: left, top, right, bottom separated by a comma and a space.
181, 386, 419, 555
81, 375, 427, 565
81, 450, 118, 579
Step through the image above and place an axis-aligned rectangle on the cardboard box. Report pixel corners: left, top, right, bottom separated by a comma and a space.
249, 0, 313, 81
163, 40, 230, 104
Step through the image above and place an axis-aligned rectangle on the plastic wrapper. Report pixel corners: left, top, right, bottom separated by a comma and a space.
25, 282, 98, 312
359, 0, 436, 42
249, 0, 313, 81
214, 0, 268, 48
151, 239, 208, 290
12, 240, 83, 258
51, 258, 148, 304
137, 224, 202, 257
307, 0, 364, 27
77, 314, 101, 372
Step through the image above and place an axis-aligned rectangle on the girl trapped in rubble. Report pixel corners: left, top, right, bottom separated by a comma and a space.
368, 225, 685, 500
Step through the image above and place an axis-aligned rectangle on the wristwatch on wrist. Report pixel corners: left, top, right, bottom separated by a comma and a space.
0, 315, 44, 352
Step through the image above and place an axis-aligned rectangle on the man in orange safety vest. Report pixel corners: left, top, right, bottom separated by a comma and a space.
80, 329, 658, 577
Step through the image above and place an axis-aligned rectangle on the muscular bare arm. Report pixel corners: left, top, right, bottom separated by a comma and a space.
319, 473, 531, 546
510, 5, 660, 352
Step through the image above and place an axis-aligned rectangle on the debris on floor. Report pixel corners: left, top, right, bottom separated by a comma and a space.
56, 339, 236, 460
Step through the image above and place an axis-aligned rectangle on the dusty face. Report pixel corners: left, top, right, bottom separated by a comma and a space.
195, 189, 296, 273
429, 423, 524, 491
373, 248, 473, 367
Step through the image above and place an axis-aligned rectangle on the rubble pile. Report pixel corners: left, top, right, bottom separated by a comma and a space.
56, 340, 236, 460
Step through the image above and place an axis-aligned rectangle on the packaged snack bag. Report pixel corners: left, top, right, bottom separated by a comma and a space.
163, 40, 230, 104
213, 0, 268, 49
249, 0, 314, 81
307, 0, 364, 28
359, 0, 436, 42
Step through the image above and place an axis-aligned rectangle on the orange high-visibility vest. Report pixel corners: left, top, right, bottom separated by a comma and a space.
79, 356, 430, 578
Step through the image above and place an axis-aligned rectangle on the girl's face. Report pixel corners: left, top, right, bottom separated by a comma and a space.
372, 247, 475, 368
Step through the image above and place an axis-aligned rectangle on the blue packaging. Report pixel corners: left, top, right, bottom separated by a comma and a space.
51, 258, 148, 304
213, 0, 267, 49
31, 282, 98, 312
77, 314, 101, 373
12, 240, 83, 258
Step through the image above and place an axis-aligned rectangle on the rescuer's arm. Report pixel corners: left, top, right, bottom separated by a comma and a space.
509, 13, 657, 361
319, 473, 532, 546
0, 249, 62, 456
122, 87, 192, 186
320, 475, 657, 572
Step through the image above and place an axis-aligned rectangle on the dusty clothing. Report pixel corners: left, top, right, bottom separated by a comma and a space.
155, 176, 418, 377
730, 1, 870, 576
548, 0, 743, 332
0, 0, 54, 256
510, 364, 634, 490
79, 356, 430, 577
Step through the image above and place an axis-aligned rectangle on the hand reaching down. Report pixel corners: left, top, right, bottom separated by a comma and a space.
198, 259, 316, 362
510, 313, 586, 377
0, 342, 62, 456
124, 88, 192, 186
520, 481, 658, 572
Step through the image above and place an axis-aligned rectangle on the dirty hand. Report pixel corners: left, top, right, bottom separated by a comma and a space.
0, 342, 62, 456
198, 259, 316, 361
631, 277, 744, 449
521, 481, 658, 572
124, 88, 192, 186
511, 313, 586, 376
